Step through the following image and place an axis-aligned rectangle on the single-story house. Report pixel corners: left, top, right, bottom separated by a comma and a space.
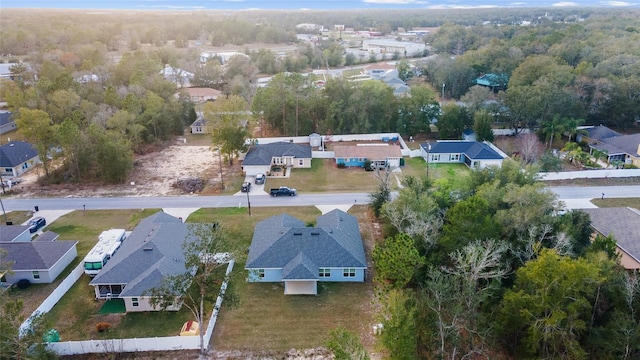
0, 238, 78, 285
334, 144, 402, 169
581, 207, 640, 270
0, 111, 17, 135
588, 133, 640, 167
160, 65, 193, 87
421, 140, 508, 169
89, 212, 202, 312
362, 39, 426, 57
0, 140, 39, 178
181, 87, 222, 104
200, 51, 249, 64
0, 224, 32, 242
245, 209, 367, 295
575, 125, 621, 144
475, 73, 509, 92
241, 141, 312, 176
189, 111, 251, 134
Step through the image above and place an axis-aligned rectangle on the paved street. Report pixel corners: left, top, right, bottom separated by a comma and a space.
2, 186, 638, 213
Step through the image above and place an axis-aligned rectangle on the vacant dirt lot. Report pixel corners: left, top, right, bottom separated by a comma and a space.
12, 138, 233, 198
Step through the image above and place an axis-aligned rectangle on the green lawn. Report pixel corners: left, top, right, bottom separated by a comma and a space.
590, 198, 640, 209
265, 158, 381, 192
264, 157, 468, 193
210, 206, 377, 352
0, 210, 31, 226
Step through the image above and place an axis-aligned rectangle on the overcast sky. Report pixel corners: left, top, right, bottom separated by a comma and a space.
2, 0, 639, 10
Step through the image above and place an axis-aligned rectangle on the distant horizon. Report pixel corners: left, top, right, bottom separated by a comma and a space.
2, 0, 639, 11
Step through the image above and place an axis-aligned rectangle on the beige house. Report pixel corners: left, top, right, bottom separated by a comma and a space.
182, 87, 222, 103
334, 144, 402, 169
582, 207, 640, 270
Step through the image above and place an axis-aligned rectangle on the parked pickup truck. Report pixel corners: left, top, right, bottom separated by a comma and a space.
270, 186, 297, 197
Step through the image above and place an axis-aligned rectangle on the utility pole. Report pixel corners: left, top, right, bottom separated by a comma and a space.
442, 83, 445, 101
217, 148, 224, 191
246, 190, 251, 216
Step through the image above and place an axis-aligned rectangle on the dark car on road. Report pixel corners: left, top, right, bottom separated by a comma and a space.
28, 217, 46, 233
255, 173, 265, 185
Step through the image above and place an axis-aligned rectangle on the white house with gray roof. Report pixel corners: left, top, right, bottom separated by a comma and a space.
89, 212, 200, 312
241, 141, 312, 176
245, 209, 367, 295
0, 238, 77, 285
421, 140, 508, 170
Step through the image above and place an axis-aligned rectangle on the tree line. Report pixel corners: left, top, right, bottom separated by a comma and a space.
3, 52, 195, 184
366, 162, 640, 359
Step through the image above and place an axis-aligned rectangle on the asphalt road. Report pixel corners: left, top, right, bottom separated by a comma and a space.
1, 192, 373, 212
547, 185, 640, 199
2, 186, 639, 212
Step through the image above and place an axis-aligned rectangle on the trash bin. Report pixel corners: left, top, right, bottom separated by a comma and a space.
34, 206, 39, 212
43, 329, 60, 343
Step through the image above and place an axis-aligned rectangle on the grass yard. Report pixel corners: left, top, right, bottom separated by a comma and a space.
209, 205, 380, 352
43, 270, 213, 340
591, 198, 640, 209
264, 157, 466, 193
0, 210, 31, 226
212, 278, 375, 352
265, 158, 381, 193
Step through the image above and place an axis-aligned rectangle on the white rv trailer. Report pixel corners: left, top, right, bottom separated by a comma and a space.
83, 229, 126, 276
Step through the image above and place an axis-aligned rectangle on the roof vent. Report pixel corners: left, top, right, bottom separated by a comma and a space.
311, 231, 320, 235
143, 246, 153, 251
293, 231, 303, 235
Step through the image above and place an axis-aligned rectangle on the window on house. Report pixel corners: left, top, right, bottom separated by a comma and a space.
431, 154, 440, 161
32, 271, 40, 279
343, 268, 356, 277
132, 297, 139, 307
298, 159, 304, 166
450, 154, 460, 161
319, 268, 331, 277
258, 269, 265, 278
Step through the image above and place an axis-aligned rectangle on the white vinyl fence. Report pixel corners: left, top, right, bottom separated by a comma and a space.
540, 169, 640, 180
19, 264, 85, 336
22, 260, 235, 355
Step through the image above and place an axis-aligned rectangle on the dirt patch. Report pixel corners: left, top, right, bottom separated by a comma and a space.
12, 139, 227, 198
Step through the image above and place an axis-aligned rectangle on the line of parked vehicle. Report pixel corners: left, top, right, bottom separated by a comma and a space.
240, 173, 297, 197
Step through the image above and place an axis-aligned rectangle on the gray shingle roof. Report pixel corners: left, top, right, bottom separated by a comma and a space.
590, 133, 640, 158
422, 141, 506, 160
585, 125, 622, 142
246, 209, 366, 277
33, 231, 60, 242
0, 112, 13, 127
243, 142, 312, 166
0, 240, 78, 270
0, 225, 30, 242
282, 253, 318, 280
581, 207, 640, 263
90, 211, 201, 297
0, 141, 38, 167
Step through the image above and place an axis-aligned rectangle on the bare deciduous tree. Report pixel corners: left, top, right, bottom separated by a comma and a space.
515, 132, 544, 164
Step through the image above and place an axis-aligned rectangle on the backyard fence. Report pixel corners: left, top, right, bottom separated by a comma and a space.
19, 264, 84, 336
21, 260, 235, 355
